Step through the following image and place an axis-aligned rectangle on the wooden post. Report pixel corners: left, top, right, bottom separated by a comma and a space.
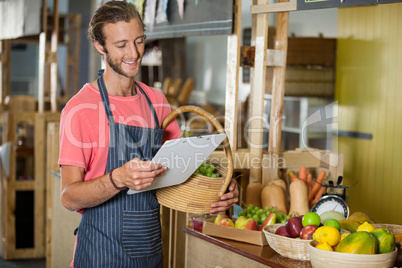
66, 14, 82, 98
264, 0, 290, 184
248, 0, 269, 184
0, 40, 11, 108
224, 0, 242, 151
50, 0, 60, 112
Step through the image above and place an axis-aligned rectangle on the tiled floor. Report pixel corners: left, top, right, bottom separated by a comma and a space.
0, 257, 45, 268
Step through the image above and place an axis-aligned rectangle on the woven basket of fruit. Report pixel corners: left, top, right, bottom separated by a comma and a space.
263, 224, 312, 260
156, 105, 233, 214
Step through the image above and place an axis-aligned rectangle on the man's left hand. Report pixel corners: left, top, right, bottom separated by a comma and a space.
209, 179, 239, 214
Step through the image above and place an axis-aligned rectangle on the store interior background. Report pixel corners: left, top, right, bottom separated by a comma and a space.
8, 0, 402, 225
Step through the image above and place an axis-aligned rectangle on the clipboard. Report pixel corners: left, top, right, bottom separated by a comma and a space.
127, 133, 226, 194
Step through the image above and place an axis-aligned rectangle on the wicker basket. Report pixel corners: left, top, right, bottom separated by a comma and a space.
373, 223, 402, 266
156, 105, 233, 214
263, 224, 312, 260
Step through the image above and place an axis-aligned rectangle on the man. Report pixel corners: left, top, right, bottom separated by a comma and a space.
58, 1, 238, 267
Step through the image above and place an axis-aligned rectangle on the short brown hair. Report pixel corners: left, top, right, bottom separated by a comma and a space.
88, 1, 144, 48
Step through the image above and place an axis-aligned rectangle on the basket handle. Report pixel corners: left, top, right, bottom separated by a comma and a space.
161, 105, 234, 197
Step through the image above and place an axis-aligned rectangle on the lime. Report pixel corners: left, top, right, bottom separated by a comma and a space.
302, 212, 321, 227
324, 219, 341, 232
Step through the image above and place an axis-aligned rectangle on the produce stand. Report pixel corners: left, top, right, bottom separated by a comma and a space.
184, 227, 312, 268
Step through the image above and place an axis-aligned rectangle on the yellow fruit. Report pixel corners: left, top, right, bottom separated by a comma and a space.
357, 222, 375, 232
316, 242, 334, 251
340, 233, 350, 241
339, 219, 361, 233
317, 226, 341, 246
335, 231, 378, 254
312, 226, 324, 243
348, 211, 375, 224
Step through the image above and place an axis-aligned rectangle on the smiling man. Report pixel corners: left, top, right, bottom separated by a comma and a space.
58, 1, 239, 267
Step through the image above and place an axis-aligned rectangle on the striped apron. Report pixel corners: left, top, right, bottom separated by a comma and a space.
73, 72, 164, 267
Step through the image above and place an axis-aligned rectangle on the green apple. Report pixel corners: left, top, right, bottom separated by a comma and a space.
214, 214, 228, 224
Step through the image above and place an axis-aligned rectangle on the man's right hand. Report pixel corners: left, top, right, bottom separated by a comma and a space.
113, 158, 167, 191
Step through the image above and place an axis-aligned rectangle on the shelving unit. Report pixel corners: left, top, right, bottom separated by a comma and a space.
263, 94, 334, 151
0, 0, 81, 261
0, 112, 60, 259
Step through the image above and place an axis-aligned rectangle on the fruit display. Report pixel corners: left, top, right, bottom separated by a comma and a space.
311, 217, 396, 255
194, 162, 220, 177
238, 204, 290, 226
213, 203, 292, 233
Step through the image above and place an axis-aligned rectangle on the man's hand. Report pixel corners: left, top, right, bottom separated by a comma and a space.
115, 158, 167, 191
209, 179, 239, 214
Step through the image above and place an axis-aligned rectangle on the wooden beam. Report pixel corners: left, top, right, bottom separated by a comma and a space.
224, 0, 242, 151
248, 0, 269, 183
265, 0, 290, 183
240, 46, 286, 67
50, 0, 60, 112
250, 1, 297, 14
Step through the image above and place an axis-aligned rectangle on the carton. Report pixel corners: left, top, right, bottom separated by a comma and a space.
202, 218, 268, 246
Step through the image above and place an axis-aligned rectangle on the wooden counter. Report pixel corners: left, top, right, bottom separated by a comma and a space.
183, 227, 312, 268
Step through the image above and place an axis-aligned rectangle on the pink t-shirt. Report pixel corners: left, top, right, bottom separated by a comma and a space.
58, 82, 181, 183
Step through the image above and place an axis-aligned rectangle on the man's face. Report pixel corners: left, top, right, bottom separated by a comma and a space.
100, 18, 145, 78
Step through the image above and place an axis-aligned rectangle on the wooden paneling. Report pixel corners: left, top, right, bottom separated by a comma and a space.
336, 3, 402, 224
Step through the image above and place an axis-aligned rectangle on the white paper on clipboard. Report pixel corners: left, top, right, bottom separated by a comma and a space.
127, 133, 226, 194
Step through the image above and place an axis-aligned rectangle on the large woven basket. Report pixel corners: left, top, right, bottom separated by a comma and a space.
156, 105, 233, 214
263, 224, 312, 260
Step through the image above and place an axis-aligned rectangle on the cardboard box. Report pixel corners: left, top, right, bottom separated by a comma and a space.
202, 218, 268, 246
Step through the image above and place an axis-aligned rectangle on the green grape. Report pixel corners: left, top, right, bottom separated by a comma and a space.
264, 206, 271, 212
260, 214, 268, 222
257, 209, 264, 215
211, 174, 218, 178
246, 213, 252, 219
252, 214, 260, 222
199, 167, 207, 174
248, 204, 255, 210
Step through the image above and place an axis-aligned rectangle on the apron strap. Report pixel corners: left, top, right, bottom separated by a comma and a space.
135, 82, 160, 128
97, 70, 161, 128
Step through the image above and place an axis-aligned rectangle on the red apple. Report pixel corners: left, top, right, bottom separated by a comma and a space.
239, 218, 258, 231
259, 213, 277, 231
217, 218, 234, 227
275, 226, 290, 237
214, 213, 228, 224
300, 225, 318, 240
285, 216, 303, 238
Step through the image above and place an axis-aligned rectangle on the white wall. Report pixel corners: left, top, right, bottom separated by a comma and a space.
186, 1, 337, 106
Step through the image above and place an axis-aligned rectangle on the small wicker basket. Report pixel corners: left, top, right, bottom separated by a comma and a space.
263, 224, 312, 260
156, 105, 233, 214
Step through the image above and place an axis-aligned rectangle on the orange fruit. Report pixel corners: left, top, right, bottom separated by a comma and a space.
317, 226, 341, 246
316, 242, 334, 251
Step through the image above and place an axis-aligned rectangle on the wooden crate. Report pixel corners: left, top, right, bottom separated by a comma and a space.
0, 112, 59, 260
